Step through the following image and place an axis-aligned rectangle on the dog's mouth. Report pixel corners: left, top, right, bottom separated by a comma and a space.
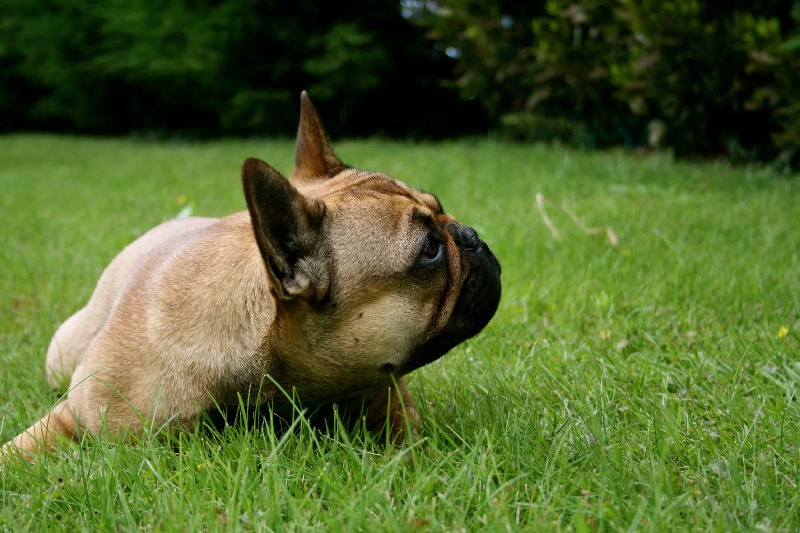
404, 229, 501, 373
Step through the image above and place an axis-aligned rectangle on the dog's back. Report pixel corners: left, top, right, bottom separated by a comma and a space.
45, 214, 278, 435
45, 216, 217, 388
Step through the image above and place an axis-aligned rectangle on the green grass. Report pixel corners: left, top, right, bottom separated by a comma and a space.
1, 134, 799, 531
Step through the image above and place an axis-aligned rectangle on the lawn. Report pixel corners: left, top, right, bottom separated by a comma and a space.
1, 134, 799, 530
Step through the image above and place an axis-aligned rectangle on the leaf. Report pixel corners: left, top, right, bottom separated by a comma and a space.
176, 204, 193, 219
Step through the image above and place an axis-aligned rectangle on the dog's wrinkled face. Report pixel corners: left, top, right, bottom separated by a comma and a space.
304, 168, 501, 376
243, 93, 501, 400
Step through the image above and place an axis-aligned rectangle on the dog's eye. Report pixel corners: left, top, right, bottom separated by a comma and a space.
417, 234, 443, 266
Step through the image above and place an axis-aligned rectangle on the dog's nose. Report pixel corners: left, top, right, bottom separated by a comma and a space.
446, 222, 481, 251
460, 226, 481, 250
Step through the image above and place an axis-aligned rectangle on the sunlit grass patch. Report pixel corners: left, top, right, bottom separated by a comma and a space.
1, 134, 799, 530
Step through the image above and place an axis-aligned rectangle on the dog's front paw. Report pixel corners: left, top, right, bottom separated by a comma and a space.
386, 404, 421, 445
363, 378, 420, 445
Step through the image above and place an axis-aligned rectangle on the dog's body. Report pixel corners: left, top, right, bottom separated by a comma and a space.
2, 93, 501, 460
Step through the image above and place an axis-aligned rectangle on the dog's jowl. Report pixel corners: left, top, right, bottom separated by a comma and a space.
2, 92, 501, 461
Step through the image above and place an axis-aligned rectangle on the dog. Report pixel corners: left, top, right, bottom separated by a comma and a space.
1, 92, 501, 461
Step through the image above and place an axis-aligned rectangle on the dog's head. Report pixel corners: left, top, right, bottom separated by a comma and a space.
242, 92, 501, 399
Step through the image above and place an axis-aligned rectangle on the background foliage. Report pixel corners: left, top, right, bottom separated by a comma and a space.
413, 0, 800, 167
0, 0, 485, 138
1, 0, 799, 166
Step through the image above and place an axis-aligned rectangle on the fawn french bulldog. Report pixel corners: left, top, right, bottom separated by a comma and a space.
2, 93, 501, 461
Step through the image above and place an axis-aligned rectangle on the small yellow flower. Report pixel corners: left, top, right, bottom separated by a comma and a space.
599, 330, 611, 340
778, 326, 789, 339
176, 194, 188, 206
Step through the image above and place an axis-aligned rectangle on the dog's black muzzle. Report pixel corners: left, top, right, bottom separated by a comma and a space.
405, 223, 502, 372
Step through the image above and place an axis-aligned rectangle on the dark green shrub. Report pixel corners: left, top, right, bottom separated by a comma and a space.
0, 0, 486, 137
413, 0, 800, 166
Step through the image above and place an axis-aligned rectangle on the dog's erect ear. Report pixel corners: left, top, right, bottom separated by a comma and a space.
242, 157, 328, 301
291, 91, 346, 181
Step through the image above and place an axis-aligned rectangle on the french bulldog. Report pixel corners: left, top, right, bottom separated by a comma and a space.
2, 92, 501, 461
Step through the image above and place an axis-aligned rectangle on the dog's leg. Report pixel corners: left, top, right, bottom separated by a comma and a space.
1, 401, 78, 462
364, 378, 421, 444
45, 307, 105, 389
